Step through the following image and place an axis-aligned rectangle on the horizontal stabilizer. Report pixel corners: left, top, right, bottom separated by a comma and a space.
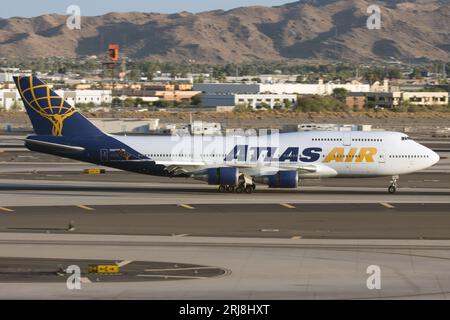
24, 139, 85, 153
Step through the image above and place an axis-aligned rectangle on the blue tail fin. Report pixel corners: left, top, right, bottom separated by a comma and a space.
14, 76, 105, 137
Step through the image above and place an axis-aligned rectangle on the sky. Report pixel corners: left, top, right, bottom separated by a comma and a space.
0, 0, 293, 18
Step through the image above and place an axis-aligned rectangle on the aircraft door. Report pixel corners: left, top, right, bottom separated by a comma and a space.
378, 151, 386, 163
343, 132, 351, 146
100, 149, 108, 162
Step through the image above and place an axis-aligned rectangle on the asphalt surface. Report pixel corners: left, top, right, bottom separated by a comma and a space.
0, 257, 227, 283
2, 233, 450, 299
0, 203, 450, 239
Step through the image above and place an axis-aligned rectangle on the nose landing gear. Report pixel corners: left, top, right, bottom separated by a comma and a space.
388, 175, 399, 194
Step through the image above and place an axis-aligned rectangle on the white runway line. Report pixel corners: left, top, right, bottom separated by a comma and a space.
0, 207, 14, 213
76, 205, 95, 211
116, 260, 133, 267
137, 274, 207, 279
144, 267, 218, 272
178, 204, 195, 210
80, 277, 92, 284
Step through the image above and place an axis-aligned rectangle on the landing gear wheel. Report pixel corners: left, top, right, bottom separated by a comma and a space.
218, 185, 226, 193
252, 184, 256, 191
244, 185, 253, 194
235, 186, 244, 193
388, 175, 399, 194
227, 185, 235, 193
388, 185, 397, 194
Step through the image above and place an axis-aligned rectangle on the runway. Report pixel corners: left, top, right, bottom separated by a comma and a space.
1, 203, 450, 239
0, 178, 450, 207
0, 151, 450, 299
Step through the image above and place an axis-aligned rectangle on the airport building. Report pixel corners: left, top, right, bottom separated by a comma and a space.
54, 89, 112, 106
201, 93, 298, 109
366, 91, 449, 108
89, 118, 161, 134
0, 72, 14, 83
0, 89, 112, 111
194, 80, 379, 96
0, 89, 23, 111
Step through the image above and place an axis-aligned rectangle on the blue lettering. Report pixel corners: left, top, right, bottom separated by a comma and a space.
279, 147, 299, 162
225, 145, 248, 161
226, 146, 323, 163
300, 147, 322, 162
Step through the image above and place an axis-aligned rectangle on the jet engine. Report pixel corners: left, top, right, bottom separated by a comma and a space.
255, 170, 299, 188
194, 167, 240, 186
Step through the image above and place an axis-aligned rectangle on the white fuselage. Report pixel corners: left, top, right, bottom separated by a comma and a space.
114, 131, 440, 179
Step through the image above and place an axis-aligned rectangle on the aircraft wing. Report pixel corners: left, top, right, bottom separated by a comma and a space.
157, 161, 337, 178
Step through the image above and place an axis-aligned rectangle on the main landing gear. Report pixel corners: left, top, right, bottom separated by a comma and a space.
218, 183, 255, 194
388, 175, 399, 194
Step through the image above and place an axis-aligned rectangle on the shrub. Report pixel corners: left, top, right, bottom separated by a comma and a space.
295, 95, 350, 112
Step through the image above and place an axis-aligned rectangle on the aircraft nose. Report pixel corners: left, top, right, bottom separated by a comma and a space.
430, 149, 440, 166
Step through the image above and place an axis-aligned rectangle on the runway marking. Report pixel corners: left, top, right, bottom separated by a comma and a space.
280, 203, 296, 209
80, 277, 92, 284
116, 260, 133, 267
291, 236, 303, 240
0, 207, 14, 213
261, 229, 280, 232
145, 267, 218, 272
178, 204, 195, 210
137, 274, 207, 279
380, 203, 395, 209
172, 234, 189, 237
76, 205, 95, 211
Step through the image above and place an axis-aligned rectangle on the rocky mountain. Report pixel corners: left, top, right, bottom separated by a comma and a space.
0, 0, 448, 63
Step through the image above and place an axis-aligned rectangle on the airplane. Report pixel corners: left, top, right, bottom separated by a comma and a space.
13, 75, 440, 194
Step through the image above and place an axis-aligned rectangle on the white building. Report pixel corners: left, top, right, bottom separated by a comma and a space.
55, 90, 112, 106
297, 124, 373, 132
0, 72, 14, 83
225, 74, 301, 83
0, 89, 23, 111
202, 93, 297, 109
0, 89, 112, 111
0, 68, 22, 83
195, 80, 376, 96
89, 119, 160, 134
190, 121, 222, 136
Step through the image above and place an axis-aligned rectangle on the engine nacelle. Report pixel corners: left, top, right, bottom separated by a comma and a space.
205, 167, 239, 186
267, 170, 299, 188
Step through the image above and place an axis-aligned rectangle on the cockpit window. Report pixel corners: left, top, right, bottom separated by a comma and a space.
401, 137, 411, 141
